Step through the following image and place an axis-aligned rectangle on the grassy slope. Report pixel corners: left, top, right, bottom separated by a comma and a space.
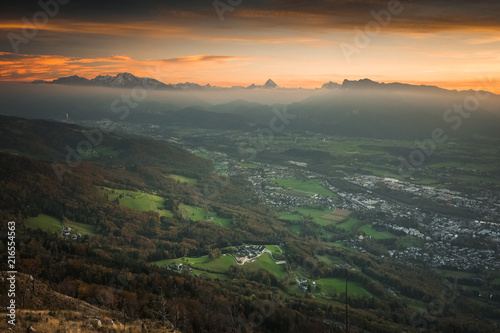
336, 218, 359, 231
316, 278, 372, 298
359, 224, 396, 239
296, 208, 337, 226
24, 214, 96, 235
242, 253, 287, 279
167, 174, 198, 185
179, 203, 232, 227
100, 187, 173, 217
153, 251, 287, 279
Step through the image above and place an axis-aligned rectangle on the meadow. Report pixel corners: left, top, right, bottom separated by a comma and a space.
100, 187, 173, 217
242, 253, 288, 279
178, 203, 232, 227
153, 247, 287, 279
166, 174, 198, 185
358, 224, 396, 239
153, 255, 236, 273
24, 214, 96, 235
82, 145, 122, 159
316, 278, 372, 298
264, 245, 285, 260
336, 218, 360, 231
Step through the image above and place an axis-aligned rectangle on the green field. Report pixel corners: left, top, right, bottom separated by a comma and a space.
265, 245, 285, 260
24, 214, 96, 235
154, 254, 235, 273
153, 252, 287, 279
178, 203, 232, 227
332, 242, 352, 250
179, 204, 206, 221
190, 268, 229, 280
316, 255, 344, 265
82, 145, 122, 159
432, 268, 475, 279
242, 253, 288, 279
359, 224, 396, 239
193, 150, 210, 160
100, 187, 173, 217
167, 174, 198, 185
316, 278, 372, 298
154, 255, 210, 267
279, 208, 347, 226
336, 218, 360, 231
491, 278, 500, 286
296, 208, 339, 226
198, 255, 236, 273
239, 162, 258, 168
270, 137, 414, 158
273, 179, 336, 197
278, 212, 303, 221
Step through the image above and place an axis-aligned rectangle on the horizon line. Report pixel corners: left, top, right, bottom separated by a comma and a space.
2, 74, 497, 94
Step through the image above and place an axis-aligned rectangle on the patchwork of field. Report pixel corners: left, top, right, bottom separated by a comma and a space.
279, 207, 357, 225
321, 214, 345, 222
321, 209, 352, 222
24, 214, 96, 235
297, 208, 336, 225
153, 247, 286, 279
279, 208, 360, 234
270, 137, 414, 158
266, 136, 500, 195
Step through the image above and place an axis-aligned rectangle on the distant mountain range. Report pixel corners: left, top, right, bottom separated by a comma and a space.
32, 72, 495, 96
17, 72, 500, 140
33, 72, 280, 90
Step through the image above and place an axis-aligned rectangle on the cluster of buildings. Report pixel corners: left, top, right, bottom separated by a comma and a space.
61, 226, 82, 241
390, 245, 499, 270
232, 245, 266, 264
241, 161, 500, 271
348, 175, 500, 221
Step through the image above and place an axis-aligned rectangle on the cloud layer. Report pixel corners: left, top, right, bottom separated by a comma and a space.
0, 1, 498, 91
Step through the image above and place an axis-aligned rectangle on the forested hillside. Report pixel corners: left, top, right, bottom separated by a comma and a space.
1, 117, 498, 332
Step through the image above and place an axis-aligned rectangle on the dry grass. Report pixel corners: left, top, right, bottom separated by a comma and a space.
321, 214, 346, 222
0, 310, 178, 332
0, 272, 178, 333
331, 209, 352, 217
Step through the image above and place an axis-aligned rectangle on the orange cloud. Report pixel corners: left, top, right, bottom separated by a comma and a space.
0, 52, 254, 84
0, 19, 188, 38
0, 52, 498, 93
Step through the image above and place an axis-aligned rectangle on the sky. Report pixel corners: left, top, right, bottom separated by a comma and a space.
0, 0, 499, 92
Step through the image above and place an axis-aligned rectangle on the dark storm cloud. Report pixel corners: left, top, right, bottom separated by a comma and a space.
1, 0, 499, 32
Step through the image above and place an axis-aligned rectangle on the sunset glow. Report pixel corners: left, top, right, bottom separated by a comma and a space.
1, 0, 499, 92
